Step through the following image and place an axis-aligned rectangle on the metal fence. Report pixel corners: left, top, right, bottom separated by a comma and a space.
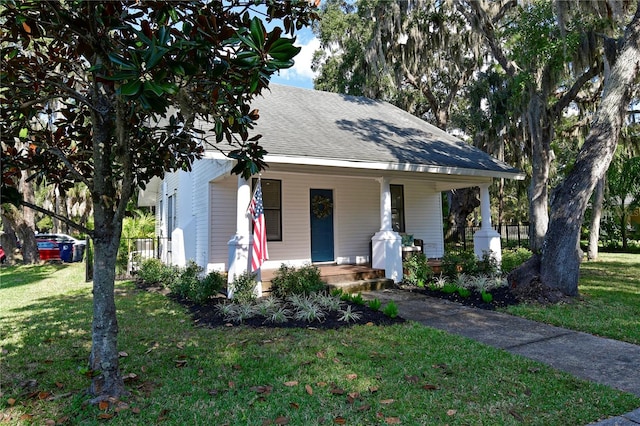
445, 224, 530, 253
116, 237, 167, 278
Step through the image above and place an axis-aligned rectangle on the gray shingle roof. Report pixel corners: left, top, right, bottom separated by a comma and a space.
217, 84, 523, 179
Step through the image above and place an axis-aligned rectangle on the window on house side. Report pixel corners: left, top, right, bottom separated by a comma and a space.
253, 179, 282, 241
391, 184, 405, 233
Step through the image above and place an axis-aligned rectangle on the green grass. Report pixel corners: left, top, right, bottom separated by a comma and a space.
503, 252, 640, 345
1, 262, 639, 425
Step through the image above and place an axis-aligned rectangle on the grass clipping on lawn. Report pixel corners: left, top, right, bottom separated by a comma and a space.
0, 262, 639, 425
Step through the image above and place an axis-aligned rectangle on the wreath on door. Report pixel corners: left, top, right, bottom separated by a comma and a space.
312, 195, 333, 219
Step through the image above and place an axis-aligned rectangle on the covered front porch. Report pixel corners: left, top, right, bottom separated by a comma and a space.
225, 169, 502, 292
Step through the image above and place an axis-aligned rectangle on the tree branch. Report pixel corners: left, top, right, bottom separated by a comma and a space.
47, 147, 92, 187
552, 63, 603, 116
20, 200, 93, 236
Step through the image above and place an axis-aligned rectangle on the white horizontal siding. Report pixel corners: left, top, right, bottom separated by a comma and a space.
209, 176, 237, 269
207, 172, 446, 271
400, 180, 444, 258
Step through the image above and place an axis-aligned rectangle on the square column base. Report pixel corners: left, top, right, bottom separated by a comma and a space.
227, 235, 262, 298
371, 230, 403, 283
473, 229, 502, 265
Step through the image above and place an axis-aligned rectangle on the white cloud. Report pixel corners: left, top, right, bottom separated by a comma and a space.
278, 36, 320, 82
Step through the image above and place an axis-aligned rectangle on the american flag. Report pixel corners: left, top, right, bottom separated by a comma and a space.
248, 180, 269, 271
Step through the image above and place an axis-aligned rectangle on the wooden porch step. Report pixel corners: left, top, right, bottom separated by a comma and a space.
260, 264, 395, 295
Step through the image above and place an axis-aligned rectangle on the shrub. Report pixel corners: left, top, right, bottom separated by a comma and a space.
137, 258, 166, 284
501, 248, 533, 274
230, 271, 258, 304
368, 298, 382, 311
169, 260, 202, 299
270, 264, 325, 298
191, 270, 225, 303
382, 300, 399, 318
138, 258, 179, 288
476, 251, 500, 276
403, 253, 433, 287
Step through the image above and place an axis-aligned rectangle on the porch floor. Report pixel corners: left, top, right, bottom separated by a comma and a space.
260, 264, 395, 294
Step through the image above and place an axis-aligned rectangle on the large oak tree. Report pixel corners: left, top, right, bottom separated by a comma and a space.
1, 0, 317, 400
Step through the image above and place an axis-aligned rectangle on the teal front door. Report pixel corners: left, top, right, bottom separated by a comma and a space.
310, 189, 334, 262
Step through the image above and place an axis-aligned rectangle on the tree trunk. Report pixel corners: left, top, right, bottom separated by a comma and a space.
1, 215, 19, 264
539, 7, 640, 296
527, 93, 554, 252
620, 203, 628, 250
444, 187, 480, 241
587, 176, 605, 260
88, 213, 126, 401
87, 91, 128, 400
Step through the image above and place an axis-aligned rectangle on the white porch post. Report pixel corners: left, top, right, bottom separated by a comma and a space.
473, 184, 502, 264
227, 175, 254, 298
371, 177, 403, 282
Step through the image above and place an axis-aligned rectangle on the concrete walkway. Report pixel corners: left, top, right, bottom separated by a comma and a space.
362, 288, 640, 426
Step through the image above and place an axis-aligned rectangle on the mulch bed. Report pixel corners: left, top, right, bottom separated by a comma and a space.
137, 279, 532, 330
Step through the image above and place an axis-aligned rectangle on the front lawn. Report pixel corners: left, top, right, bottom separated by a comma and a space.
1, 262, 638, 425
503, 252, 640, 345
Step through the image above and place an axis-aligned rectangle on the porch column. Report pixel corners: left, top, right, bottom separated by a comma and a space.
473, 183, 502, 264
371, 177, 403, 282
227, 175, 255, 297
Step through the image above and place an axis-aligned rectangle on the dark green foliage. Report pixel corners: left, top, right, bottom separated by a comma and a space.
169, 260, 201, 299
403, 253, 433, 287
157, 260, 224, 303
350, 293, 365, 305
231, 271, 258, 304
457, 287, 472, 298
476, 251, 500, 276
192, 270, 225, 304
441, 283, 459, 294
368, 298, 382, 311
138, 258, 179, 287
501, 248, 533, 274
382, 300, 399, 318
442, 251, 478, 278
270, 264, 326, 298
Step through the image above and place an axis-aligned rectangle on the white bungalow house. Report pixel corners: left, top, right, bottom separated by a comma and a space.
138, 84, 524, 293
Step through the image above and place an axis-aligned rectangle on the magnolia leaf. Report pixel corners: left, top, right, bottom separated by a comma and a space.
283, 381, 298, 387
385, 417, 401, 424
305, 384, 313, 395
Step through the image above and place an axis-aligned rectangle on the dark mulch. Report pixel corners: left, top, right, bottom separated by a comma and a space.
182, 297, 406, 329
137, 280, 528, 330
400, 284, 521, 311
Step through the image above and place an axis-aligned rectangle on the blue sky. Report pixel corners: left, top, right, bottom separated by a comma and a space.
270, 27, 318, 89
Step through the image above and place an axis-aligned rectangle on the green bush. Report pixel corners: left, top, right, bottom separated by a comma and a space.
476, 251, 499, 276
138, 258, 179, 288
270, 264, 325, 298
442, 251, 478, 278
403, 253, 433, 287
368, 298, 382, 311
382, 300, 399, 318
163, 261, 224, 303
501, 248, 533, 274
231, 271, 258, 304
170, 260, 201, 299
191, 270, 225, 304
